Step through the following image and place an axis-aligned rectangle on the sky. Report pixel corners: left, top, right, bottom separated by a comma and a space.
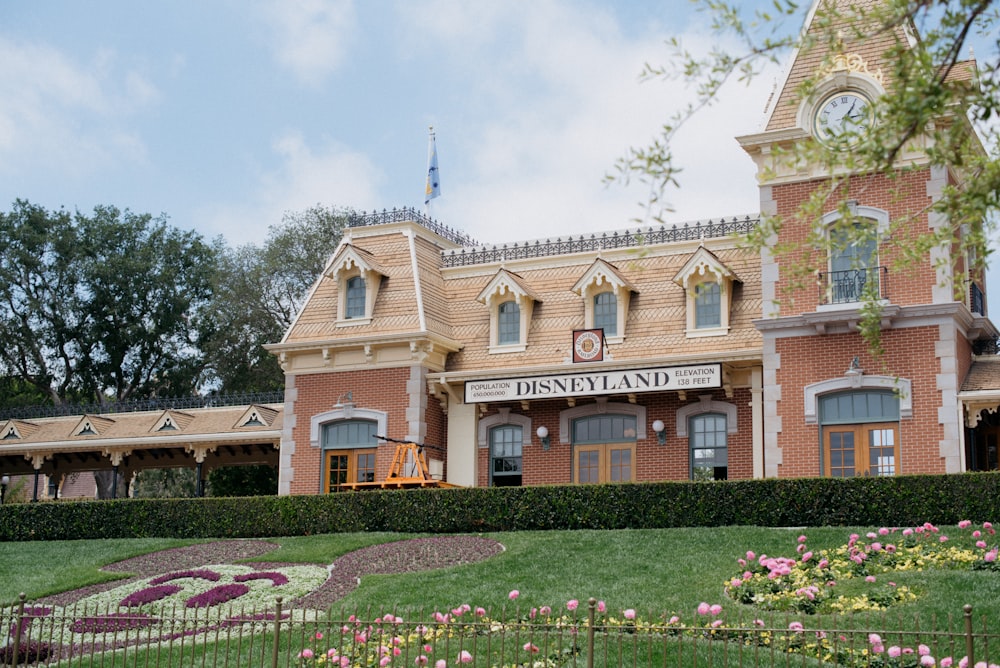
0, 0, 995, 296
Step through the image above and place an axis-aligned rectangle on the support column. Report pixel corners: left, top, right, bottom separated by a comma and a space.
751, 366, 764, 479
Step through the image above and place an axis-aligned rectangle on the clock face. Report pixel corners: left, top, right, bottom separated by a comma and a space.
814, 92, 871, 142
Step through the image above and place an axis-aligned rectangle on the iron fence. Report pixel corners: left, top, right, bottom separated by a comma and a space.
1, 595, 996, 667
817, 266, 889, 305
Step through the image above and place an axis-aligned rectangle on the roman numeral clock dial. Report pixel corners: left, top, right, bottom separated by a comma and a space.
814, 91, 872, 144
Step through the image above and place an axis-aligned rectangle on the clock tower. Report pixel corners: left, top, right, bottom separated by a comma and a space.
736, 0, 992, 478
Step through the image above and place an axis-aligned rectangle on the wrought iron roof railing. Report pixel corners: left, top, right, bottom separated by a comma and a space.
440, 216, 760, 268
0, 391, 285, 421
348, 208, 478, 247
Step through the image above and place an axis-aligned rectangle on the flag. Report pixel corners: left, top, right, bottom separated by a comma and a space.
424, 131, 440, 205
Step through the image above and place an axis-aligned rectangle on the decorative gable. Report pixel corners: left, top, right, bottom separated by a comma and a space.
325, 244, 387, 326
477, 269, 541, 353
72, 415, 116, 437
1, 420, 40, 441
151, 410, 196, 433
673, 246, 740, 338
572, 258, 636, 344
236, 405, 279, 429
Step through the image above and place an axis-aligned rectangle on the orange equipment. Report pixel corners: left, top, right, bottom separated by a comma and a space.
339, 437, 459, 490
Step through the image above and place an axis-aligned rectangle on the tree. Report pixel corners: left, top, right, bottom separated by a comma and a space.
207, 465, 278, 497
202, 204, 350, 392
0, 200, 218, 403
0, 200, 218, 498
611, 0, 998, 351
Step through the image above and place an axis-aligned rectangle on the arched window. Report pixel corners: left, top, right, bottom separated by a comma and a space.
345, 276, 366, 319
497, 300, 521, 345
593, 292, 617, 337
490, 425, 523, 487
820, 390, 898, 477
828, 221, 879, 304
694, 282, 721, 329
322, 419, 378, 492
690, 413, 727, 480
572, 414, 636, 483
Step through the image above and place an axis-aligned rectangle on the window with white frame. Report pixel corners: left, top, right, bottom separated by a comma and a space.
673, 246, 738, 338
490, 424, 523, 486
477, 269, 539, 353
572, 258, 635, 344
325, 244, 386, 326
690, 413, 728, 480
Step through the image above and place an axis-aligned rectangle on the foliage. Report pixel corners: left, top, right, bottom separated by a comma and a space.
0, 200, 217, 404
610, 0, 1000, 353
2, 472, 1000, 541
132, 468, 199, 499
208, 465, 278, 497
201, 204, 350, 393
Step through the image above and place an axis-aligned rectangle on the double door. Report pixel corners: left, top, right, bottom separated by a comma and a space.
574, 443, 635, 483
824, 423, 897, 477
325, 448, 376, 492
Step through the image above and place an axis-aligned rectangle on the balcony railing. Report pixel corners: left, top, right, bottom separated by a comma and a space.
0, 391, 285, 422
971, 281, 986, 316
819, 266, 888, 305
347, 208, 479, 247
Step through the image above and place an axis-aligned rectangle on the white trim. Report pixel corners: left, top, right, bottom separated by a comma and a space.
558, 399, 647, 444
477, 408, 532, 448
405, 229, 428, 332
803, 376, 912, 424
309, 407, 388, 448
676, 396, 739, 437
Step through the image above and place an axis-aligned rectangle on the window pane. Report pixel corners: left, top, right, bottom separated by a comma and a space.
490, 425, 522, 486
690, 414, 727, 480
345, 276, 366, 319
572, 415, 637, 444
695, 282, 721, 328
498, 301, 520, 345
594, 292, 617, 336
578, 450, 599, 483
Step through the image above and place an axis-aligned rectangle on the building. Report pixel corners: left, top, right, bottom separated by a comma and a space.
265, 1, 999, 495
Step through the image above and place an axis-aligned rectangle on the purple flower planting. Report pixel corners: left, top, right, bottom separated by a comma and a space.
149, 569, 221, 585
120, 584, 183, 608
184, 584, 251, 609
70, 612, 155, 634
233, 571, 289, 586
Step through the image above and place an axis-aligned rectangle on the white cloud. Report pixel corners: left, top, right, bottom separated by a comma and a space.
396, 1, 770, 243
198, 131, 383, 244
0, 37, 157, 177
252, 0, 357, 87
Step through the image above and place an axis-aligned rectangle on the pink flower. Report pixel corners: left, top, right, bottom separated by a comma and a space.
711, 619, 724, 628
798, 535, 807, 543
746, 551, 756, 561
523, 643, 539, 653
788, 622, 804, 631
730, 578, 743, 587
919, 645, 931, 656
974, 530, 982, 538
818, 558, 829, 569
879, 527, 890, 536
299, 649, 314, 659
959, 520, 972, 529
865, 575, 877, 583
921, 656, 936, 667
597, 600, 606, 613
423, 645, 433, 653
566, 599, 579, 611
415, 656, 428, 666
475, 607, 486, 617
508, 590, 519, 600
435, 661, 447, 668
753, 619, 765, 627
697, 602, 710, 615
796, 544, 806, 554
669, 616, 681, 624
539, 606, 551, 615
869, 633, 883, 645
889, 646, 902, 658
709, 604, 723, 616
940, 658, 954, 667
328, 649, 339, 658
315, 632, 324, 640
985, 549, 998, 563
802, 551, 813, 562
977, 540, 988, 549
380, 657, 391, 667
871, 542, 882, 552
940, 535, 949, 543
458, 650, 473, 663
903, 528, 914, 536
623, 609, 636, 620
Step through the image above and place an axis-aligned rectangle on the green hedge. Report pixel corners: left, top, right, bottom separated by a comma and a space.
1, 473, 998, 541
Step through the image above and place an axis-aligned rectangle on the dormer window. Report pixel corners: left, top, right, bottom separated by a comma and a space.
477, 269, 540, 354
572, 259, 635, 344
674, 246, 739, 338
158, 418, 178, 431
325, 244, 386, 327
3, 426, 19, 440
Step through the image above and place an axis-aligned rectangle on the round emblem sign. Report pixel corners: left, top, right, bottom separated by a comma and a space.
574, 330, 603, 361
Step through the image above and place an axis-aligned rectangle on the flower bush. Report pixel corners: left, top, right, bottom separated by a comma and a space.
725, 521, 998, 614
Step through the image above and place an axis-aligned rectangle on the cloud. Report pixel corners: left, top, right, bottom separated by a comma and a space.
251, 0, 357, 87
197, 131, 382, 244
395, 0, 770, 243
0, 37, 157, 178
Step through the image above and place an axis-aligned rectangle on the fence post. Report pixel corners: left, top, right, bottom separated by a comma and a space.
963, 604, 974, 667
271, 597, 284, 668
587, 598, 596, 668
8, 593, 26, 667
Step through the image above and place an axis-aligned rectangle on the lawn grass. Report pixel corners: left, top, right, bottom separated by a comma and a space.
2, 524, 996, 628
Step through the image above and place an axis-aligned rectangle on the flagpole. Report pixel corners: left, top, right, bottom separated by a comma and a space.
424, 126, 440, 217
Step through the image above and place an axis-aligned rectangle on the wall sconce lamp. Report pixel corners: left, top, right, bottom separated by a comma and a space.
652, 420, 666, 445
1, 475, 9, 504
536, 426, 551, 450
334, 391, 353, 408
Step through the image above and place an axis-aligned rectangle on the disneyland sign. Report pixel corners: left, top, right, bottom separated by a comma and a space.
464, 363, 721, 403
